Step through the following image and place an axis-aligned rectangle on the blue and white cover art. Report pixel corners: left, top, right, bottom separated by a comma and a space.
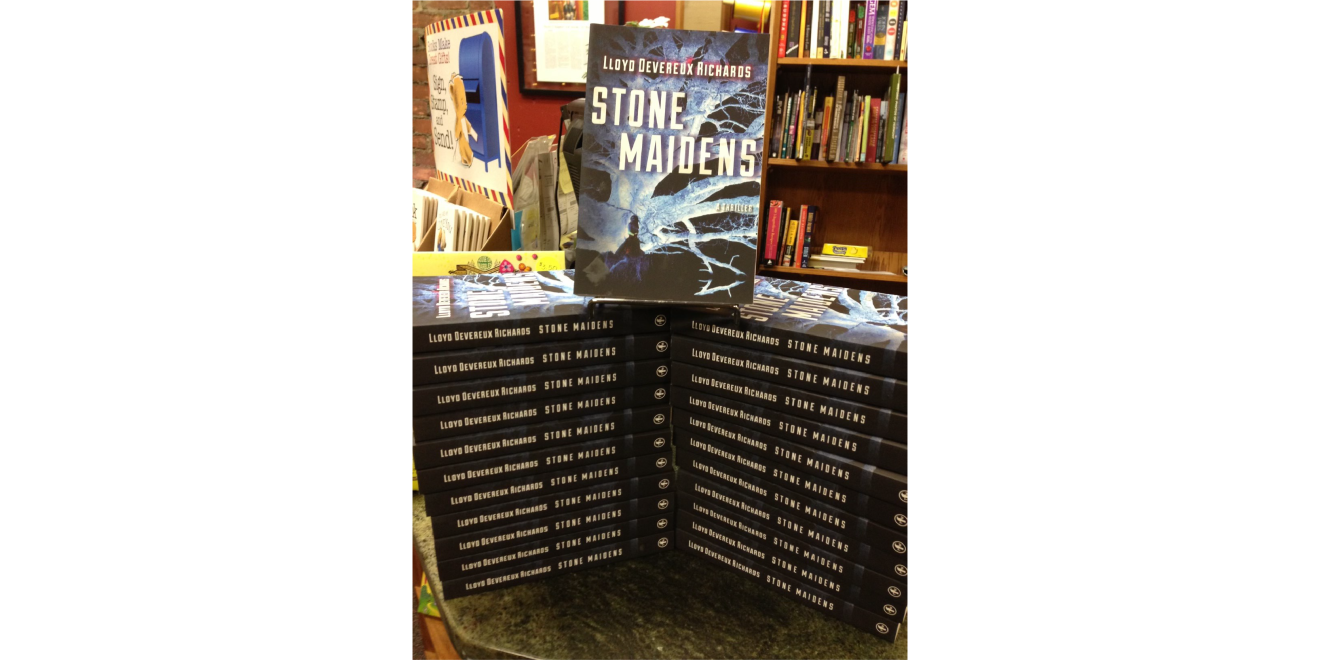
573, 25, 770, 304
745, 276, 908, 348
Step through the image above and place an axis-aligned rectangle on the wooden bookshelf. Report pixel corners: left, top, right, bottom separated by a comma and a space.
757, 1, 908, 294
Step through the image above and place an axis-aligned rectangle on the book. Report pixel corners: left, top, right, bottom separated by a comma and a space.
779, 93, 794, 158
797, 0, 809, 56
413, 271, 667, 354
424, 454, 674, 516
866, 98, 883, 163
673, 276, 908, 378
883, 1, 900, 60
677, 511, 906, 622
821, 243, 869, 258
413, 333, 673, 387
434, 492, 674, 558
818, 98, 833, 160
575, 25, 769, 304
762, 200, 784, 266
801, 205, 819, 264
856, 1, 867, 57
779, 214, 799, 267
883, 72, 902, 163
889, 92, 906, 164
821, 1, 833, 58
677, 451, 908, 543
678, 532, 901, 642
412, 251, 567, 277
872, 3, 888, 59
785, 0, 802, 56
429, 472, 673, 538
769, 93, 783, 156
857, 96, 871, 162
899, 19, 908, 60
862, 1, 879, 59
439, 513, 672, 580
413, 359, 671, 418
679, 471, 907, 568
892, 1, 907, 61
793, 205, 809, 267
674, 412, 906, 507
441, 531, 673, 599
828, 76, 846, 159
417, 432, 670, 495
897, 108, 908, 164
412, 385, 670, 442
412, 405, 673, 471
778, 0, 791, 58
846, 5, 856, 58
811, 111, 824, 159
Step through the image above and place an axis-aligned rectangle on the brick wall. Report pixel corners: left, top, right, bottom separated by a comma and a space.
414, 1, 495, 187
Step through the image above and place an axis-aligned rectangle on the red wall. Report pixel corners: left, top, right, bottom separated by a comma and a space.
495, 0, 677, 166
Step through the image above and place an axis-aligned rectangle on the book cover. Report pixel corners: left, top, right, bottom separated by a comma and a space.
677, 532, 900, 642
793, 205, 809, 267
439, 514, 672, 580
412, 405, 673, 471
883, 72, 902, 163
441, 531, 673, 599
575, 26, 769, 303
778, 0, 791, 57
417, 431, 670, 494
785, 0, 802, 56
673, 275, 908, 378
412, 385, 670, 442
889, 92, 906, 164
414, 359, 670, 418
762, 200, 783, 265
429, 472, 673, 538
883, 1, 900, 60
821, 243, 869, 258
413, 271, 668, 355
435, 492, 673, 558
863, 1, 879, 59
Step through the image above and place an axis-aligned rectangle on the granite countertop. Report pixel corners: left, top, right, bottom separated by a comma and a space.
414, 493, 907, 659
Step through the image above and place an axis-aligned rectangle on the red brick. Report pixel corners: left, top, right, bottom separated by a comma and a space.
413, 65, 428, 84
413, 48, 428, 65
413, 99, 431, 117
419, 1, 470, 11
413, 83, 430, 99
413, 135, 431, 150
414, 166, 437, 183
414, 11, 445, 28
414, 118, 433, 135
415, 150, 438, 167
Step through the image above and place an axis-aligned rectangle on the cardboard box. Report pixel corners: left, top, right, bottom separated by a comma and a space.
416, 178, 513, 252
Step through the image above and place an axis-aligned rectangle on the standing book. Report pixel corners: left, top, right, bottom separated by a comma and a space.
574, 25, 770, 304
792, 205, 809, 267
862, 1, 879, 59
883, 1, 901, 60
819, 97, 834, 160
779, 211, 798, 267
762, 200, 784, 266
828, 77, 846, 160
892, 2, 907, 59
786, 0, 802, 57
897, 109, 908, 164
777, 1, 790, 57
883, 72, 902, 163
889, 92, 906, 164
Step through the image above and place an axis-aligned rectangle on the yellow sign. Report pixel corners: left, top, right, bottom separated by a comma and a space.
412, 251, 567, 276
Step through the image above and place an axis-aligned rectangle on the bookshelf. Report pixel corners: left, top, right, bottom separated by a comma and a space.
756, 1, 908, 295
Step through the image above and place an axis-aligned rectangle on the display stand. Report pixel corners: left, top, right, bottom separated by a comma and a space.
586, 298, 741, 324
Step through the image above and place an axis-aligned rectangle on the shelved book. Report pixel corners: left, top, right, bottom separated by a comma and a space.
777, 1, 908, 61
574, 25, 770, 304
770, 72, 905, 165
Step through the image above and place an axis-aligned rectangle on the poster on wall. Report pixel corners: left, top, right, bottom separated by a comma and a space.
424, 10, 514, 207
532, 0, 606, 84
573, 25, 771, 304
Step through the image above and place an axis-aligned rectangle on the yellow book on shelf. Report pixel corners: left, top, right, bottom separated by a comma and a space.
820, 243, 869, 258
412, 251, 566, 276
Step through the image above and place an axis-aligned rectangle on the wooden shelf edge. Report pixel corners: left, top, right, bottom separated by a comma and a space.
767, 158, 907, 173
760, 265, 908, 284
777, 57, 908, 68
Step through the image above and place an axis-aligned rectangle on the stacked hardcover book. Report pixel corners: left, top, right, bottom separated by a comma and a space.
669, 276, 909, 642
412, 270, 677, 599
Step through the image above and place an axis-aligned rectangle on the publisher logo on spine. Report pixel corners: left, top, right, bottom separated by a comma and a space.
657, 518, 669, 528
876, 623, 890, 635
656, 340, 669, 352
892, 541, 906, 554
899, 489, 908, 503
883, 604, 898, 616
894, 564, 907, 577
887, 586, 902, 598
657, 537, 670, 548
658, 498, 670, 509
656, 365, 669, 377
659, 478, 671, 489
653, 437, 667, 448
656, 457, 669, 468
655, 314, 667, 327
653, 413, 666, 425
894, 513, 907, 527
654, 388, 667, 400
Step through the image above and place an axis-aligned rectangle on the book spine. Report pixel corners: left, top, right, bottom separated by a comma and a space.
889, 92, 905, 163
778, 0, 791, 58
857, 97, 870, 161
677, 510, 906, 621
679, 471, 907, 569
862, 1, 878, 59
779, 93, 793, 158
429, 472, 674, 537
435, 492, 674, 558
678, 532, 901, 642
415, 304, 667, 355
675, 419, 905, 514
671, 314, 907, 380
884, 73, 902, 163
439, 513, 673, 580
883, 1, 900, 60
770, 93, 783, 156
414, 359, 671, 418
413, 404, 673, 470
829, 77, 845, 159
866, 98, 882, 163
414, 384, 669, 443
892, 1, 907, 60
786, 0, 802, 56
839, 96, 852, 162
414, 333, 674, 386
818, 98, 833, 160
801, 206, 818, 263
845, 5, 855, 58
792, 205, 809, 267
779, 215, 798, 266
671, 363, 906, 463
897, 106, 908, 164
677, 452, 908, 548
425, 454, 674, 517
899, 19, 907, 60
822, 1, 833, 57
417, 431, 671, 493
797, 0, 809, 56
811, 111, 824, 159
803, 1, 815, 59
796, 88, 810, 158
762, 201, 783, 265
442, 531, 673, 599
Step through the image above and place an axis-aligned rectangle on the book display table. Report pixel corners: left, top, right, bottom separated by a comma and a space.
414, 494, 907, 659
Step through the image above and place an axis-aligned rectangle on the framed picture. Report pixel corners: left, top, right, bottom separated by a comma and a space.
515, 1, 624, 95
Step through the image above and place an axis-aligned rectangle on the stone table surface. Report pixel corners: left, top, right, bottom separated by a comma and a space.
414, 493, 907, 659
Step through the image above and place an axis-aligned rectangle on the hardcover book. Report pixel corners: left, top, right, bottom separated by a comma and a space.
429, 473, 674, 538
424, 454, 674, 516
442, 531, 673, 599
574, 25, 770, 303
413, 333, 672, 386
412, 385, 669, 442
413, 270, 667, 354
674, 276, 908, 379
413, 359, 671, 418
438, 514, 672, 580
416, 432, 670, 493
435, 492, 674, 558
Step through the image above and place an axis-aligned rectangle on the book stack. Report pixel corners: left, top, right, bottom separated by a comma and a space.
779, 1, 909, 61
808, 243, 869, 271
669, 276, 909, 642
770, 71, 907, 166
412, 270, 677, 599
